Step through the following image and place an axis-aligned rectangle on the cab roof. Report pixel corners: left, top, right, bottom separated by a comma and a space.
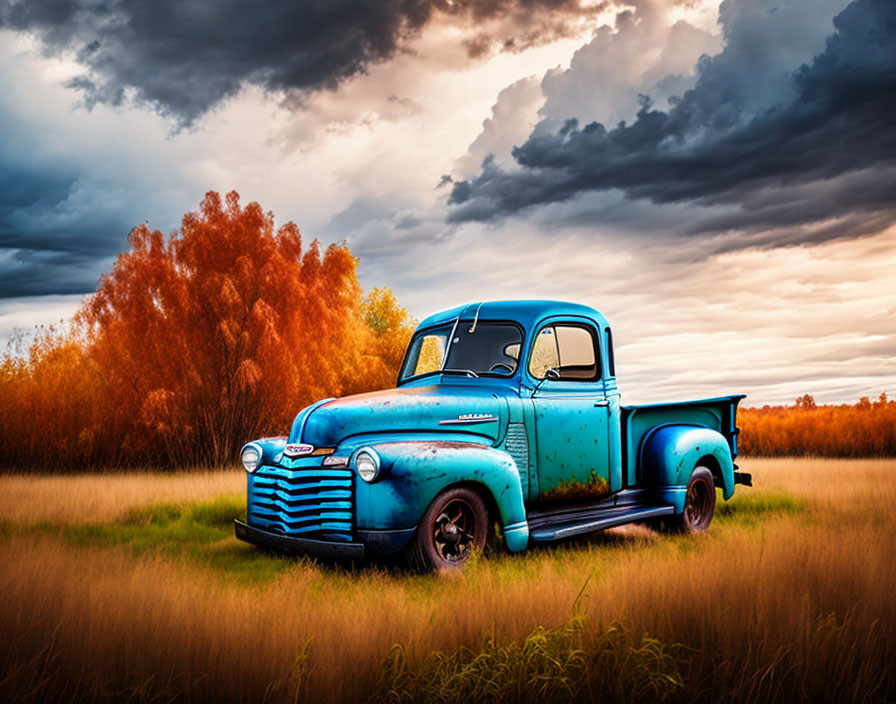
416, 300, 610, 333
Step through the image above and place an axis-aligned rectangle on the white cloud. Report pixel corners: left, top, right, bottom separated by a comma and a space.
453, 76, 544, 177
0, 294, 83, 353
539, 0, 723, 129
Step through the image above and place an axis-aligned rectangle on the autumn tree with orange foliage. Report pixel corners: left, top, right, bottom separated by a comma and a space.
0, 192, 414, 470
739, 393, 896, 457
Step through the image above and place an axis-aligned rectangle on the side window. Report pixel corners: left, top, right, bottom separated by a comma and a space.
528, 324, 600, 381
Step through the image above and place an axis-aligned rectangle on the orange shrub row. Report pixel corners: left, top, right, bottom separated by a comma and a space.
739, 394, 896, 457
0, 192, 414, 470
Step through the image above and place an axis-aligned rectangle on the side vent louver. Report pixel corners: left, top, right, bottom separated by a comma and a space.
505, 422, 529, 494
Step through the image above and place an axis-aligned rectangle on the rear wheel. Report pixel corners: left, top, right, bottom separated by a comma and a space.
406, 487, 489, 571
671, 466, 716, 533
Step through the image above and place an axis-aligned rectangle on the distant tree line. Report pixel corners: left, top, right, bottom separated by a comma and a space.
739, 393, 896, 457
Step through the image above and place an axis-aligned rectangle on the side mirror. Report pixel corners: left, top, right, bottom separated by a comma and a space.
533, 367, 561, 397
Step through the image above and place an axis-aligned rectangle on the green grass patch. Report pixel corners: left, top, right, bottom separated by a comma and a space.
4, 495, 300, 584
62, 495, 246, 550
121, 494, 246, 529
716, 490, 806, 524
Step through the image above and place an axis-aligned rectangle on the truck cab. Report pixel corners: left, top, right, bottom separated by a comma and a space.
235, 300, 749, 570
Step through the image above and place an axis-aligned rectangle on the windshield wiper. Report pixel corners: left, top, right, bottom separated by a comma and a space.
442, 368, 480, 378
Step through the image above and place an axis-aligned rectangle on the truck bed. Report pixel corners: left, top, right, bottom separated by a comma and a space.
620, 395, 744, 488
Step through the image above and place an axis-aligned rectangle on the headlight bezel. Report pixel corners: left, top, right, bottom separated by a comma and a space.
240, 442, 263, 473
352, 446, 381, 483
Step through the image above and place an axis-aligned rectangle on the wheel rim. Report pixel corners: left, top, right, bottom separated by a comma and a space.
684, 479, 711, 529
432, 498, 477, 563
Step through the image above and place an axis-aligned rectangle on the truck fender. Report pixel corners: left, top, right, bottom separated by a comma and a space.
640, 424, 735, 509
354, 441, 529, 552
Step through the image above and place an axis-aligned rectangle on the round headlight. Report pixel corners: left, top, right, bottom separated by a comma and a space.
354, 448, 380, 483
241, 443, 261, 473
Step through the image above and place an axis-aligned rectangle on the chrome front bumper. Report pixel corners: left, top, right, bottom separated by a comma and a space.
234, 519, 365, 561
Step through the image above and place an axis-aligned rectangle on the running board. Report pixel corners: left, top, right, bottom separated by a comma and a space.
528, 505, 676, 542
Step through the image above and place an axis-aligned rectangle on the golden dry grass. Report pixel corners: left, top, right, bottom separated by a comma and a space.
0, 468, 243, 524
0, 458, 893, 703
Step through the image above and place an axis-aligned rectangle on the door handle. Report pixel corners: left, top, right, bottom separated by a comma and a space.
594, 400, 609, 407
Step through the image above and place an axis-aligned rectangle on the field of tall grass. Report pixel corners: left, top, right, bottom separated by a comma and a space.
1, 458, 893, 703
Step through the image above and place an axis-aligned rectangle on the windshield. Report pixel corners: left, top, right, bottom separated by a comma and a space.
400, 321, 523, 381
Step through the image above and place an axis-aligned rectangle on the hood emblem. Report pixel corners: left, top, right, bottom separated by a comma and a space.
283, 443, 315, 457
439, 413, 497, 426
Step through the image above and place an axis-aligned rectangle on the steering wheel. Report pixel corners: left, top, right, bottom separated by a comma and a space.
489, 363, 514, 374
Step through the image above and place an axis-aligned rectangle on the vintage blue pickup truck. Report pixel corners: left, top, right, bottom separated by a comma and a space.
235, 300, 749, 570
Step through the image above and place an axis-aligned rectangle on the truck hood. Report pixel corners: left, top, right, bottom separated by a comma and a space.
292, 384, 512, 447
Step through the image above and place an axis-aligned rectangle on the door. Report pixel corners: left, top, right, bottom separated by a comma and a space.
528, 323, 611, 502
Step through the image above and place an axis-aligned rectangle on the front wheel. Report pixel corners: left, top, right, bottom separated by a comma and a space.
668, 466, 716, 534
405, 487, 489, 571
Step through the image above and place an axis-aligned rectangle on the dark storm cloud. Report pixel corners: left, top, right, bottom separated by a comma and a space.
0, 249, 113, 297
448, 0, 896, 237
0, 108, 133, 296
0, 0, 600, 125
0, 157, 126, 257
0, 192, 128, 297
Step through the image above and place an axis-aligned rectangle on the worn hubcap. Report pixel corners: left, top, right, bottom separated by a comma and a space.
433, 498, 476, 562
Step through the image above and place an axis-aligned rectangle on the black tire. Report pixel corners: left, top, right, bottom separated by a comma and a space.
406, 486, 489, 571
668, 466, 716, 534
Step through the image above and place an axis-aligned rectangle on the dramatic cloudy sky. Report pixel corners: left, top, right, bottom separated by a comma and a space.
1, 0, 894, 404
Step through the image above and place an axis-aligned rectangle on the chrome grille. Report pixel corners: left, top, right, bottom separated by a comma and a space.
248, 457, 354, 542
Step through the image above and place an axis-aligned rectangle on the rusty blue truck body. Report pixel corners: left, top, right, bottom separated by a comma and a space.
235, 300, 748, 569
